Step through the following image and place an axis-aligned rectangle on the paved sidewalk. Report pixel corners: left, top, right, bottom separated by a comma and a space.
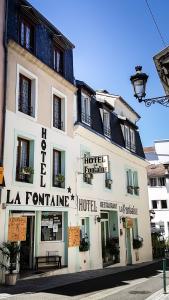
146, 285, 169, 299
0, 260, 162, 297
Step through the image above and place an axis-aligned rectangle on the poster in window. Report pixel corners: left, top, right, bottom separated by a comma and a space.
8, 217, 27, 241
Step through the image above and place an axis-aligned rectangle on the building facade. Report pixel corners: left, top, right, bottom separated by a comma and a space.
0, 0, 152, 281
144, 141, 169, 239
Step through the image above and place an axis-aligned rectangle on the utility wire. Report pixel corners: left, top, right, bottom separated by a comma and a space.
145, 0, 166, 47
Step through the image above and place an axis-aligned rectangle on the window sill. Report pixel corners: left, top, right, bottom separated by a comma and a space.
51, 126, 67, 135
16, 110, 37, 122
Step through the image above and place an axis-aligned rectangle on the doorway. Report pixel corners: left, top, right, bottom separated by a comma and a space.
20, 216, 35, 271
126, 228, 132, 265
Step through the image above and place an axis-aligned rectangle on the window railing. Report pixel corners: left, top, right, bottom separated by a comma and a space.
53, 119, 64, 130
103, 126, 111, 138
18, 102, 33, 116
81, 112, 91, 126
127, 185, 134, 194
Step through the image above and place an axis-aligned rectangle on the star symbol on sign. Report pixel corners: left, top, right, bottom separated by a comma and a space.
67, 187, 71, 193
71, 194, 75, 201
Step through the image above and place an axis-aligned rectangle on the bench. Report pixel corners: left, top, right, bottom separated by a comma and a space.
35, 255, 62, 270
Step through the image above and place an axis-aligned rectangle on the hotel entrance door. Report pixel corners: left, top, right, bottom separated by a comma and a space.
20, 216, 35, 271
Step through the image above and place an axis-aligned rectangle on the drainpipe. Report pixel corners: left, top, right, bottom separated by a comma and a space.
0, 0, 8, 203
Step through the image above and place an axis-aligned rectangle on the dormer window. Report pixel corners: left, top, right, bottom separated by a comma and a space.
103, 110, 111, 138
81, 92, 91, 126
53, 46, 64, 75
122, 125, 136, 152
19, 18, 34, 52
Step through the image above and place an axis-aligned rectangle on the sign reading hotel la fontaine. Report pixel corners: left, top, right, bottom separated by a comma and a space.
83, 155, 109, 174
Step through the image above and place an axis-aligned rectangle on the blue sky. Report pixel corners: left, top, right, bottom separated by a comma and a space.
29, 0, 169, 147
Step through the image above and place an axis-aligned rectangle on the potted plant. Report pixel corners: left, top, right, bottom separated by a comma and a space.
79, 234, 89, 252
127, 185, 134, 194
133, 236, 143, 249
134, 186, 139, 195
0, 242, 20, 285
54, 174, 65, 183
20, 166, 34, 176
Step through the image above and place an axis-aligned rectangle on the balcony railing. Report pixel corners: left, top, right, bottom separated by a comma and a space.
103, 126, 111, 138
81, 112, 91, 126
53, 119, 64, 130
18, 102, 33, 116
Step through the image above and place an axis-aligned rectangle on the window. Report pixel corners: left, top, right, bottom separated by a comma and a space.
53, 46, 63, 75
53, 149, 65, 188
158, 177, 165, 186
41, 212, 63, 241
16, 137, 33, 183
161, 200, 167, 209
122, 125, 136, 152
19, 18, 34, 52
79, 218, 90, 251
126, 169, 139, 195
149, 177, 166, 187
19, 74, 33, 116
81, 93, 91, 126
152, 200, 158, 209
103, 110, 111, 138
83, 152, 93, 185
53, 95, 63, 130
150, 178, 157, 187
105, 161, 112, 189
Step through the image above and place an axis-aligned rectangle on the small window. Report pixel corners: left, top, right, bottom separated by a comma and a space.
126, 169, 139, 195
81, 93, 91, 126
152, 200, 157, 209
53, 95, 63, 130
103, 110, 111, 138
41, 212, 63, 241
123, 125, 136, 152
53, 46, 63, 75
19, 74, 33, 116
19, 18, 34, 52
150, 178, 157, 187
105, 161, 112, 189
16, 137, 34, 183
53, 149, 65, 188
161, 200, 167, 209
83, 152, 93, 185
158, 177, 165, 186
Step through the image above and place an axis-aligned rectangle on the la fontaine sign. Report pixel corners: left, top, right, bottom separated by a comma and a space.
83, 155, 109, 174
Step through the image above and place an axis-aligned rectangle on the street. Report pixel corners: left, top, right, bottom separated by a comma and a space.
1, 261, 169, 300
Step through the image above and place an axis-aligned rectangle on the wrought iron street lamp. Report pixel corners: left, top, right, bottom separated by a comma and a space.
130, 66, 169, 107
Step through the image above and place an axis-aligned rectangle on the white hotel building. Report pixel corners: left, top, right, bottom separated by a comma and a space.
0, 0, 152, 281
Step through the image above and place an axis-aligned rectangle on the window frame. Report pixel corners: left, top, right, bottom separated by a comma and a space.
16, 137, 32, 183
19, 73, 32, 116
123, 125, 136, 153
51, 87, 67, 134
103, 110, 111, 138
53, 95, 62, 130
19, 16, 34, 53
81, 92, 91, 126
126, 169, 139, 196
41, 212, 64, 242
53, 45, 64, 75
16, 64, 38, 121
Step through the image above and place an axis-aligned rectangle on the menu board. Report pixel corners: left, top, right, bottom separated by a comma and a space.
68, 226, 80, 247
8, 217, 27, 241
124, 218, 133, 229
0, 167, 4, 185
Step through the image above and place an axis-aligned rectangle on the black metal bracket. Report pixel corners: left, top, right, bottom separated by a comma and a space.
142, 95, 169, 107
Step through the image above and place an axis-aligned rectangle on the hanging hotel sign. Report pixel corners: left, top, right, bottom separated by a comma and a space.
83, 155, 109, 174
8, 217, 27, 241
68, 226, 80, 247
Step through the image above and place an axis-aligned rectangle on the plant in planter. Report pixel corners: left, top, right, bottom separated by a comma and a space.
133, 236, 143, 249
54, 174, 65, 183
0, 242, 20, 285
20, 166, 34, 175
127, 185, 134, 194
79, 234, 89, 252
134, 186, 140, 195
